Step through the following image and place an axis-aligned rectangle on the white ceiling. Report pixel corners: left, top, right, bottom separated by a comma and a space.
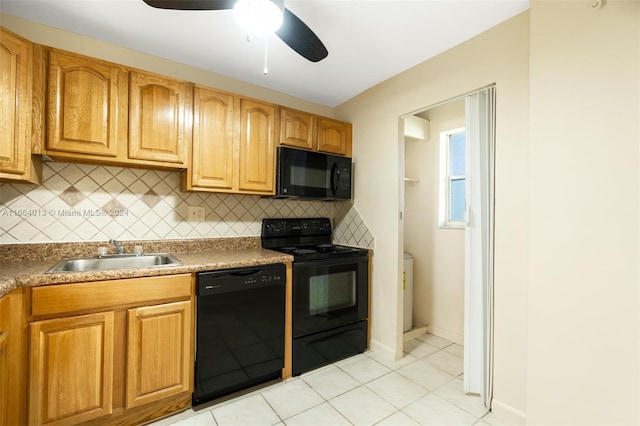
1, 0, 529, 107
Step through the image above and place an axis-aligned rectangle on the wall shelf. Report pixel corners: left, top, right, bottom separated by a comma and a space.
404, 115, 430, 142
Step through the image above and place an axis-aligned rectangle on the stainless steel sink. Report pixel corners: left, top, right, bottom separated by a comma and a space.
46, 253, 182, 273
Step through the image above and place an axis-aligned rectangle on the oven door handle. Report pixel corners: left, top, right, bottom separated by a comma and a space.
300, 327, 363, 345
292, 254, 368, 269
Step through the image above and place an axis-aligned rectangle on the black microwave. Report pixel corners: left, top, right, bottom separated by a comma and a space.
272, 147, 352, 200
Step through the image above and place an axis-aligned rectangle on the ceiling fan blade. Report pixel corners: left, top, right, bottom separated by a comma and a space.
142, 0, 235, 10
276, 8, 328, 62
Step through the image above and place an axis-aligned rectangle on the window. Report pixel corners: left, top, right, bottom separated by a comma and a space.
439, 128, 466, 228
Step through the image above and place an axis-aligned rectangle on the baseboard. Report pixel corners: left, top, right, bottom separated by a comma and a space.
369, 338, 401, 361
427, 325, 464, 345
491, 398, 526, 425
403, 325, 428, 341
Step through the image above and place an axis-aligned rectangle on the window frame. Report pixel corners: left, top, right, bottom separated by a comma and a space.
439, 127, 466, 229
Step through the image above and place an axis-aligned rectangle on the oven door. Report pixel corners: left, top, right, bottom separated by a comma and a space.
292, 254, 369, 338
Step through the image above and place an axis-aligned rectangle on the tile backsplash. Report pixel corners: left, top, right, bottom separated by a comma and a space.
333, 200, 375, 249
0, 162, 374, 248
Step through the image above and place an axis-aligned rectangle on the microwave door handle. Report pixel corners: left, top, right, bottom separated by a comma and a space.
330, 163, 339, 195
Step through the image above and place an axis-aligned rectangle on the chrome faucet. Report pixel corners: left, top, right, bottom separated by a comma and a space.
109, 239, 124, 255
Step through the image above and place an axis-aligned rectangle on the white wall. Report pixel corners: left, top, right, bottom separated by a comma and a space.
339, 2, 640, 424
405, 100, 466, 342
526, 0, 639, 424
337, 12, 530, 418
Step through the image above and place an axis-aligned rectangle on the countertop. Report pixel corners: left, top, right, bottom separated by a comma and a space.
0, 238, 293, 298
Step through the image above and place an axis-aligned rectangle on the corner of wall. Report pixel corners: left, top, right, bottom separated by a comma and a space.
368, 338, 401, 362
490, 398, 526, 426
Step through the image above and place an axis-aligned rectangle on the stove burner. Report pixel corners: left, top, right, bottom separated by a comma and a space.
316, 243, 335, 249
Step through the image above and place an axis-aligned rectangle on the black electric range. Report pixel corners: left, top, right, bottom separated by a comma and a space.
261, 217, 369, 376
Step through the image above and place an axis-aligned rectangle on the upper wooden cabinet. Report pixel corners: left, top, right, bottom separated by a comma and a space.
278, 107, 352, 157
280, 108, 314, 151
1, 29, 355, 188
45, 49, 191, 169
238, 98, 276, 193
47, 49, 128, 159
317, 117, 352, 157
183, 89, 276, 195
184, 86, 236, 191
129, 71, 190, 166
0, 28, 42, 184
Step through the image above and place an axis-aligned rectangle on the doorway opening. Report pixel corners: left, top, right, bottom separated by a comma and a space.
400, 86, 495, 407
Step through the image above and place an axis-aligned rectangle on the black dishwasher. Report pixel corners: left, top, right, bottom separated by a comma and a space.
193, 263, 286, 406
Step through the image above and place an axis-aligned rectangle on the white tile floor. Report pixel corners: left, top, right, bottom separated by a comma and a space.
151, 334, 509, 426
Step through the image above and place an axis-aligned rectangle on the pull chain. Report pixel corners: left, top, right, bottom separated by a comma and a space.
263, 36, 269, 75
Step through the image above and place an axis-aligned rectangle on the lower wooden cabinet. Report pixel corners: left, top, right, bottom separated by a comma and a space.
27, 274, 194, 426
126, 301, 192, 408
29, 312, 115, 425
0, 295, 10, 426
0, 290, 26, 426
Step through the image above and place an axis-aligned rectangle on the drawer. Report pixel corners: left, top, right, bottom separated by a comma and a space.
31, 274, 192, 317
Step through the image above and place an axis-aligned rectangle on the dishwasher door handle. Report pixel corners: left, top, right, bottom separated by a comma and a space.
229, 269, 264, 277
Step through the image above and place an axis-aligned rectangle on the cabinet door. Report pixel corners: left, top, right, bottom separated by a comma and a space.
0, 29, 35, 182
238, 99, 276, 193
47, 50, 127, 159
0, 295, 9, 426
280, 108, 314, 150
29, 312, 114, 426
188, 87, 236, 190
129, 71, 189, 166
126, 301, 192, 408
0, 291, 26, 426
0, 333, 7, 426
317, 118, 351, 156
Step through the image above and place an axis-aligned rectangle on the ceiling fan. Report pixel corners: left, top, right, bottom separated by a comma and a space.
141, 0, 328, 63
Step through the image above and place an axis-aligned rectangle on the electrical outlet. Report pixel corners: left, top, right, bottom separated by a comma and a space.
187, 206, 205, 222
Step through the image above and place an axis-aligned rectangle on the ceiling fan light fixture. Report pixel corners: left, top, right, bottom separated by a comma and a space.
234, 0, 284, 35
